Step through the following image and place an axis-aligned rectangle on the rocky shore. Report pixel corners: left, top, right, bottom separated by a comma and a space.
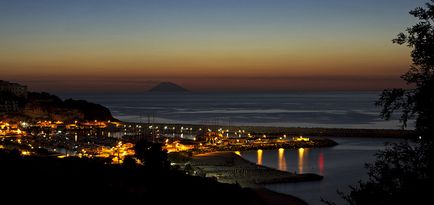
190, 152, 323, 187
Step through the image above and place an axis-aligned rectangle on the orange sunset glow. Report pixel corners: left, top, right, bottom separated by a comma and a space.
0, 0, 422, 92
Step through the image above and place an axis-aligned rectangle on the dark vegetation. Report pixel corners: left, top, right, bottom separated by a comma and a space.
327, 1, 434, 204
11, 91, 117, 121
134, 139, 170, 169
0, 141, 263, 204
376, 1, 434, 137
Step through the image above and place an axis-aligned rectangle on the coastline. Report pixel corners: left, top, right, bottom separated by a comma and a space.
190, 151, 315, 205
190, 138, 338, 154
124, 122, 415, 139
190, 151, 322, 187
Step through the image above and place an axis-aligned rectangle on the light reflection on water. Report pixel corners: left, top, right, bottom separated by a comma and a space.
318, 152, 324, 175
240, 137, 404, 205
255, 147, 312, 174
253, 147, 312, 173
257, 149, 263, 165
278, 148, 287, 171
298, 148, 305, 173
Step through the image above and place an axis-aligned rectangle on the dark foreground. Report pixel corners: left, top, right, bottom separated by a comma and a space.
0, 149, 306, 205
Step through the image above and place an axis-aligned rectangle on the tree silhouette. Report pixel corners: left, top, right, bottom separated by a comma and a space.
122, 156, 136, 168
376, 0, 434, 137
134, 139, 169, 170
331, 2, 434, 204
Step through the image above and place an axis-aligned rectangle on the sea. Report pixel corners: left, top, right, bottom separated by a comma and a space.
240, 137, 404, 205
59, 91, 410, 129
58, 91, 409, 204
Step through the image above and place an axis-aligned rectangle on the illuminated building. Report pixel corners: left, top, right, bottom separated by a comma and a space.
293, 136, 310, 142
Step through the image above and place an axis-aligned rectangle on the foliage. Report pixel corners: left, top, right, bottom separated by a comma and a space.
134, 139, 170, 170
0, 149, 257, 204
122, 155, 137, 168
168, 151, 192, 163
376, 1, 434, 137
333, 2, 434, 204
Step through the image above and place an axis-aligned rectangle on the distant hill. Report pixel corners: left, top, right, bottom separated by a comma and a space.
1, 89, 118, 122
22, 92, 118, 122
149, 82, 189, 92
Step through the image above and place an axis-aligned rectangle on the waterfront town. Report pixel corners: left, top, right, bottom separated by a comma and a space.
4, 81, 334, 204
0, 80, 340, 194
2, 1, 433, 204
0, 79, 421, 204
0, 80, 410, 169
0, 118, 334, 163
1, 80, 336, 163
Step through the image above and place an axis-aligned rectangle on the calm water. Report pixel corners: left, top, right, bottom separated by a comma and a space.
60, 91, 407, 129
58, 92, 408, 204
240, 137, 404, 205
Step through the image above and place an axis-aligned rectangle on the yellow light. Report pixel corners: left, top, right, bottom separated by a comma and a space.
234, 151, 241, 156
294, 136, 310, 142
298, 148, 305, 173
257, 149, 263, 165
278, 148, 287, 171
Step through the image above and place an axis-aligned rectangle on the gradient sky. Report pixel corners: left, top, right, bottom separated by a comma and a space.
0, 0, 426, 92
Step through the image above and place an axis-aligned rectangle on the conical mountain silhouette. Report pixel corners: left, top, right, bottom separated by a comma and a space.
149, 82, 189, 92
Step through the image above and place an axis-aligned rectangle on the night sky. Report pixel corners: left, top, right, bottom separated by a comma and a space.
0, 0, 425, 92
